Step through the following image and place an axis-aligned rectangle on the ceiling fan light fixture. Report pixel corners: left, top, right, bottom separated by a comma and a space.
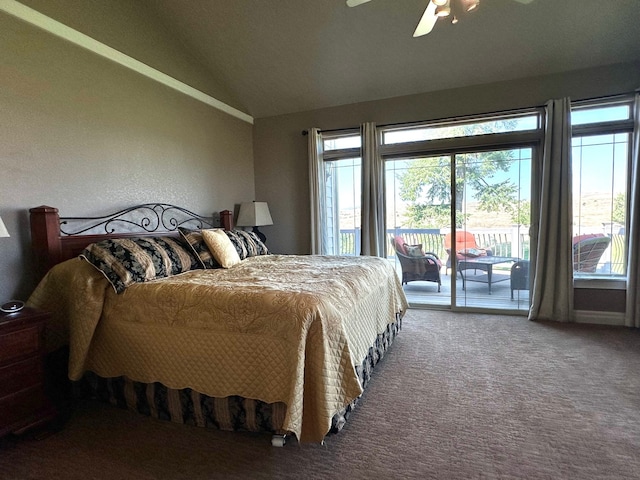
461, 0, 480, 12
348, 0, 534, 38
435, 5, 451, 17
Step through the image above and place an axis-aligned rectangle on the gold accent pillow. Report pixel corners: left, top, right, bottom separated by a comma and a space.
201, 229, 241, 268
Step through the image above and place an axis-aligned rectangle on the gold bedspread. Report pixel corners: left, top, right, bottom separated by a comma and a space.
27, 254, 408, 442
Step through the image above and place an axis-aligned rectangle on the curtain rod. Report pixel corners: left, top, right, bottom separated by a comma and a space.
301, 127, 358, 136
300, 105, 540, 136
301, 90, 638, 136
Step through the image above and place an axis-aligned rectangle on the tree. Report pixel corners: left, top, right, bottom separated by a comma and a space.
612, 192, 626, 225
397, 120, 524, 228
512, 200, 531, 226
399, 151, 522, 228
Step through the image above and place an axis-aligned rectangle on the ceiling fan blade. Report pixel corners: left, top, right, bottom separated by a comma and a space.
346, 0, 372, 7
413, 1, 438, 37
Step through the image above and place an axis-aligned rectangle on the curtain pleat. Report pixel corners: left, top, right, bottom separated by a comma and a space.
625, 93, 640, 327
528, 98, 574, 322
360, 123, 386, 257
308, 128, 325, 255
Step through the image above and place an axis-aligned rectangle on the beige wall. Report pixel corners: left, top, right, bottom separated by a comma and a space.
0, 7, 254, 302
253, 61, 640, 312
17, 0, 244, 113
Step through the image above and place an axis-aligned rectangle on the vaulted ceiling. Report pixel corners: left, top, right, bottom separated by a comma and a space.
146, 0, 640, 119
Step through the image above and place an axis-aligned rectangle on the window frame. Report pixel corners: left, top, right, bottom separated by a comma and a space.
570, 95, 635, 289
380, 109, 543, 159
320, 130, 362, 256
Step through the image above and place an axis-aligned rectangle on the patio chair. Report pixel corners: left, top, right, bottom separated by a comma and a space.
510, 260, 529, 300
392, 236, 442, 292
443, 230, 493, 275
573, 234, 611, 273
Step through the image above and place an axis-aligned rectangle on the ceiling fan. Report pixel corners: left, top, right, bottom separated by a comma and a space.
347, 0, 535, 37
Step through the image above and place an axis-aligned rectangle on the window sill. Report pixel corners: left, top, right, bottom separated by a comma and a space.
573, 277, 626, 290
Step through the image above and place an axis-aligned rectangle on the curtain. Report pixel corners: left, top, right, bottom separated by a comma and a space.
625, 92, 640, 327
360, 122, 386, 257
308, 128, 325, 255
528, 98, 574, 322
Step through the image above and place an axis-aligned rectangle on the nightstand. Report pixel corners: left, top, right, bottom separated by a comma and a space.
0, 307, 57, 437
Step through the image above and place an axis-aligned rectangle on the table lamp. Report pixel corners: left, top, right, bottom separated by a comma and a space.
0, 215, 9, 239
236, 201, 273, 243
0, 215, 24, 312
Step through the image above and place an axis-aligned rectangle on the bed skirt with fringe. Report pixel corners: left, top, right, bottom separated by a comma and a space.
81, 315, 402, 440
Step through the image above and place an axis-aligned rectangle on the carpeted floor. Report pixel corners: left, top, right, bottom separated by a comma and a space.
2, 309, 640, 480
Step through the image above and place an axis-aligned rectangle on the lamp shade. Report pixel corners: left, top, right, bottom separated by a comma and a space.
236, 202, 273, 227
0, 216, 9, 238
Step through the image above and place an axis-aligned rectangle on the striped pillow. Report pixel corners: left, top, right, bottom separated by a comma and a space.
80, 236, 199, 294
225, 229, 270, 260
178, 227, 221, 269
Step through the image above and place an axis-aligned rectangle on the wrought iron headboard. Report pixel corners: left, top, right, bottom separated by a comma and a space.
29, 204, 233, 278
58, 203, 218, 236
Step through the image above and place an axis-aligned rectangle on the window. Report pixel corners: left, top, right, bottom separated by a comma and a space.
321, 133, 361, 255
383, 112, 540, 145
571, 98, 634, 280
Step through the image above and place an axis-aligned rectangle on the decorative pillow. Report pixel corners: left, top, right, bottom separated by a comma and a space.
80, 236, 200, 294
404, 244, 425, 257
394, 236, 407, 255
201, 229, 241, 268
225, 229, 270, 260
245, 230, 270, 256
178, 227, 220, 269
458, 247, 484, 258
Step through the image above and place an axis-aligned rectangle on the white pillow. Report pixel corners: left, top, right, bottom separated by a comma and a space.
201, 229, 241, 268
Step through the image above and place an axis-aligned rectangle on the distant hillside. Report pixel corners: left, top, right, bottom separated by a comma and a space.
340, 191, 622, 233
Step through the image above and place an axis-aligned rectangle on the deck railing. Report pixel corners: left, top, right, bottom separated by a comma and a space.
339, 228, 624, 274
339, 228, 531, 260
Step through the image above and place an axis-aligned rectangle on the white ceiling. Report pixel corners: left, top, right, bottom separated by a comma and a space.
146, 0, 640, 119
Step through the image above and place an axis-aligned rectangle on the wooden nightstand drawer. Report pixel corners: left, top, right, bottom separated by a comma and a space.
0, 357, 42, 398
0, 308, 57, 437
0, 326, 41, 364
0, 385, 47, 430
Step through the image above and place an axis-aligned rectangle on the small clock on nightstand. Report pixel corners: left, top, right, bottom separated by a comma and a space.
0, 300, 25, 313
0, 307, 57, 438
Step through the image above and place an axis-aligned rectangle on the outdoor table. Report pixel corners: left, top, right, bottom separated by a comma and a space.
457, 255, 520, 294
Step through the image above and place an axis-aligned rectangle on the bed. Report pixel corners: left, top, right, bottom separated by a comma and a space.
26, 204, 408, 445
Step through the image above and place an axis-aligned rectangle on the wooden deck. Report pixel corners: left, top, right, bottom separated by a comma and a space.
398, 266, 530, 314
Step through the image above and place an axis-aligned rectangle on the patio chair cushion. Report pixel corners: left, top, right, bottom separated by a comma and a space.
394, 235, 408, 255
458, 247, 484, 258
405, 244, 425, 257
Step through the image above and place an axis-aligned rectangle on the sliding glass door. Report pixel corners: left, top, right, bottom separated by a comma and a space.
451, 148, 531, 311
315, 109, 542, 313
386, 154, 453, 307
386, 146, 532, 312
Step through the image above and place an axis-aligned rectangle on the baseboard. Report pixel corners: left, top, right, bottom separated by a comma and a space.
574, 310, 626, 326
